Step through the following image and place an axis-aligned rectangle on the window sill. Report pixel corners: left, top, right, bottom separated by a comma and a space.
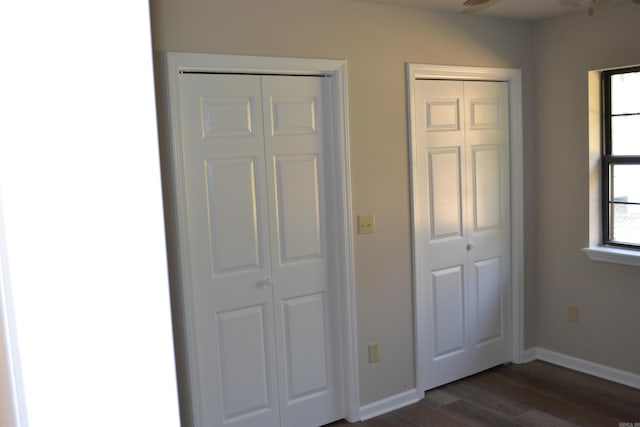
582, 246, 640, 267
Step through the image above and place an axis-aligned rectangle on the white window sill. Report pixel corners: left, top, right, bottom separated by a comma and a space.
582, 246, 640, 267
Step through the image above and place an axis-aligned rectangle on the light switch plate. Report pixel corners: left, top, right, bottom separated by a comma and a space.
358, 214, 375, 235
368, 343, 379, 363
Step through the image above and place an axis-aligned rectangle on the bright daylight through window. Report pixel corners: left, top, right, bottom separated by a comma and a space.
602, 67, 640, 248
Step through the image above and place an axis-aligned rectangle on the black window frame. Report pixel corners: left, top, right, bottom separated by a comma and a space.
601, 65, 640, 249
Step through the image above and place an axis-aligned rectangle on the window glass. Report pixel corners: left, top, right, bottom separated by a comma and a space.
604, 67, 640, 248
613, 206, 640, 245
611, 115, 640, 155
611, 71, 640, 115
613, 164, 640, 203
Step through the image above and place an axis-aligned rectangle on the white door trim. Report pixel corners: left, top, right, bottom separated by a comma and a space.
406, 63, 525, 391
157, 52, 359, 423
0, 203, 26, 427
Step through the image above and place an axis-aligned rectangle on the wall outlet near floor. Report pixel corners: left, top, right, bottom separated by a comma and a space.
368, 343, 379, 363
358, 214, 375, 235
568, 304, 579, 323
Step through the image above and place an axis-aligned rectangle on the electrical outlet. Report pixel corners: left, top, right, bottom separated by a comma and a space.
368, 343, 379, 363
568, 305, 579, 323
358, 214, 375, 235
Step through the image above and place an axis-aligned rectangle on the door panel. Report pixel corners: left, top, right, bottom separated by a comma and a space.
474, 257, 502, 345
469, 98, 500, 130
282, 293, 329, 400
201, 96, 256, 138
417, 81, 468, 387
426, 98, 460, 131
180, 74, 279, 427
270, 96, 319, 136
471, 146, 501, 232
274, 155, 322, 262
217, 305, 272, 422
415, 79, 511, 390
262, 76, 342, 427
431, 266, 465, 358
428, 148, 463, 240
206, 158, 263, 274
464, 81, 511, 371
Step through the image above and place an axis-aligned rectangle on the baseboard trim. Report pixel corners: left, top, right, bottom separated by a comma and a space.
359, 388, 422, 421
534, 347, 640, 390
520, 347, 538, 363
358, 348, 639, 422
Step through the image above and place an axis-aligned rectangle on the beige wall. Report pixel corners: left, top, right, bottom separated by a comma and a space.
150, 0, 535, 405
533, 2, 640, 374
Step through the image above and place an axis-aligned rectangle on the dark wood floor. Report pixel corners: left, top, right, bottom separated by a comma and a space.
326, 360, 640, 426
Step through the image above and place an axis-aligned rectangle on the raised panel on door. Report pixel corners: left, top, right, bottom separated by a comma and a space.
217, 305, 272, 422
273, 154, 322, 263
205, 158, 263, 274
261, 75, 342, 427
473, 257, 503, 346
428, 147, 463, 241
281, 293, 329, 401
201, 96, 256, 138
431, 266, 465, 358
179, 74, 279, 427
426, 98, 460, 132
426, 265, 472, 387
471, 146, 501, 233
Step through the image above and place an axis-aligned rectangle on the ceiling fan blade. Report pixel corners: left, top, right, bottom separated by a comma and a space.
463, 0, 491, 5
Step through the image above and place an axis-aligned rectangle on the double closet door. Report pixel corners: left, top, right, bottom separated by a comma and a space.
414, 80, 512, 390
178, 73, 343, 427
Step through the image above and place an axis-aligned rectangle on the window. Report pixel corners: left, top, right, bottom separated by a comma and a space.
601, 66, 640, 249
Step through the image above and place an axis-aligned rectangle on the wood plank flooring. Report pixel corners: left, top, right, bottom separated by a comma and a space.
325, 361, 640, 427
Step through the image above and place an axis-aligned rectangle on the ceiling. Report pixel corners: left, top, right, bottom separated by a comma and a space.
355, 0, 627, 21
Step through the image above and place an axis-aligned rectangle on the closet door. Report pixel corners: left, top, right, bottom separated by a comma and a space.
415, 79, 511, 391
180, 74, 280, 427
178, 73, 343, 427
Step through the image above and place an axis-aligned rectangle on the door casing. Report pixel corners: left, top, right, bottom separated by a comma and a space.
406, 63, 525, 392
157, 52, 359, 424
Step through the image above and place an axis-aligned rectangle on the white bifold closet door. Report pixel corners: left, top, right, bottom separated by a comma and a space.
179, 73, 343, 427
414, 80, 512, 390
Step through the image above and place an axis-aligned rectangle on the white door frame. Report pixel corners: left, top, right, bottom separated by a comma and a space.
0, 204, 26, 427
157, 52, 360, 423
406, 63, 525, 391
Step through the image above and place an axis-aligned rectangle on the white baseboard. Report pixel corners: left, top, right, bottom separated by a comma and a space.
533, 347, 640, 390
359, 388, 421, 421
520, 347, 538, 363
357, 348, 639, 422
